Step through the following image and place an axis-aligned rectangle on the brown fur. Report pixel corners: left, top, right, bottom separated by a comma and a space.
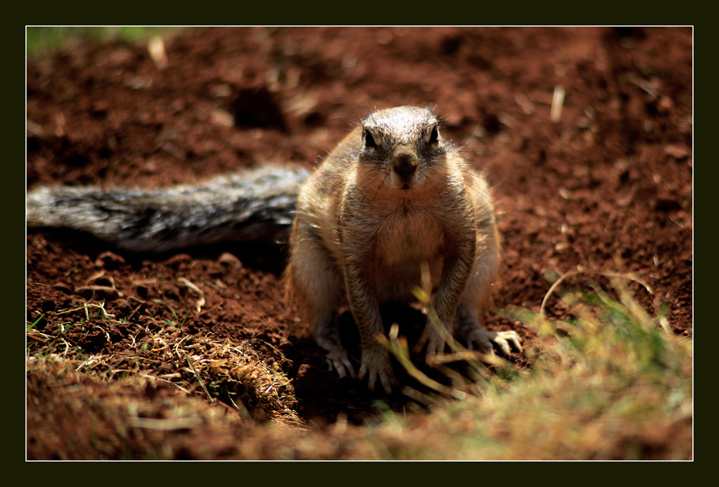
285, 106, 521, 393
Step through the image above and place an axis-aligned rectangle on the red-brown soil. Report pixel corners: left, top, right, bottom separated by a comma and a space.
26, 26, 692, 459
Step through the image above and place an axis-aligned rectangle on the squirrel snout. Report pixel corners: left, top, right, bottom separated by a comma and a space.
392, 153, 418, 180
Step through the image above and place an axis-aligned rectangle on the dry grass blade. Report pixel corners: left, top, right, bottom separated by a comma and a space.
540, 266, 654, 322
184, 351, 215, 403
550, 85, 565, 123
378, 325, 467, 401
178, 277, 205, 312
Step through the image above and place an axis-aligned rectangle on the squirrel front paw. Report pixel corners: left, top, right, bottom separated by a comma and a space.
316, 329, 357, 379
323, 346, 356, 379
413, 322, 449, 357
358, 346, 396, 394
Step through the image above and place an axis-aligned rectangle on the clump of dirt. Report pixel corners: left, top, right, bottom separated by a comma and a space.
26, 27, 692, 459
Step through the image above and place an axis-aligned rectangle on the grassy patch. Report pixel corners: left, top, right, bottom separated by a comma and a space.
27, 273, 692, 459
364, 274, 693, 459
26, 298, 301, 428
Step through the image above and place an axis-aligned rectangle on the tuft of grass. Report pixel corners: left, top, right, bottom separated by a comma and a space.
367, 273, 693, 459
26, 297, 301, 428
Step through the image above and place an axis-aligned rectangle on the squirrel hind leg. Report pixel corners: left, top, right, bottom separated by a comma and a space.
285, 239, 353, 377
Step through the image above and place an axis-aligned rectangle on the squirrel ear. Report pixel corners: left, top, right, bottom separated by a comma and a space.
364, 129, 377, 149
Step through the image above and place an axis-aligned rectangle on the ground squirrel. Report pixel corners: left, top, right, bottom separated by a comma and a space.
286, 106, 520, 393
27, 105, 521, 393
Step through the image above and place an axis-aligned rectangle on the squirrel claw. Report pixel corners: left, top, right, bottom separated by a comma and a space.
325, 349, 356, 379
465, 328, 522, 356
491, 330, 523, 356
358, 352, 395, 394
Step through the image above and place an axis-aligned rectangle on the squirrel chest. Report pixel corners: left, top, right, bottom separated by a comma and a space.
367, 202, 448, 298
375, 206, 445, 267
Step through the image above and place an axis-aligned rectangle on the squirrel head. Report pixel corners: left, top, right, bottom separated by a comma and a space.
358, 106, 449, 191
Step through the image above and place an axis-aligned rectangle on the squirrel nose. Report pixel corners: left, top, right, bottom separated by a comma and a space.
393, 153, 418, 179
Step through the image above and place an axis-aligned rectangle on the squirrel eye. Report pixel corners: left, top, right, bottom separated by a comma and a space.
428, 126, 439, 144
364, 130, 377, 149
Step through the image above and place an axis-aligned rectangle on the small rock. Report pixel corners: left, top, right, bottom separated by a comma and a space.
88, 275, 115, 288
95, 251, 126, 269
52, 281, 73, 295
75, 285, 121, 301
164, 253, 192, 269
218, 252, 242, 268
114, 298, 132, 315
664, 144, 690, 160
657, 95, 674, 113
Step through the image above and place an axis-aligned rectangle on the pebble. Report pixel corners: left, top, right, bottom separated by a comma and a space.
75, 285, 121, 301
95, 251, 126, 269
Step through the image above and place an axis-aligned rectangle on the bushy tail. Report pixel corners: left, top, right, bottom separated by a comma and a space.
27, 165, 310, 252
